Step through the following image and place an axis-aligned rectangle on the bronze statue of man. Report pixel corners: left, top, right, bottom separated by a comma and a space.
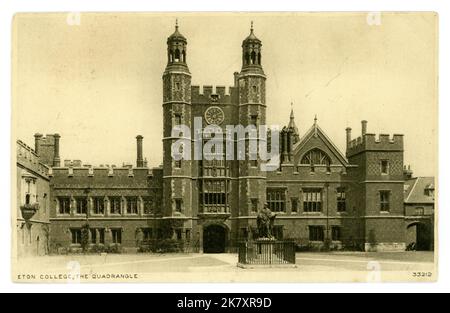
256, 203, 277, 239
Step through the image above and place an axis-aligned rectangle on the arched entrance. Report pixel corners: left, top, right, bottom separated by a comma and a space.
203, 224, 227, 253
407, 222, 432, 251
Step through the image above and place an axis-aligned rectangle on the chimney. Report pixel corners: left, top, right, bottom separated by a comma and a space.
53, 134, 61, 167
361, 120, 368, 136
345, 127, 352, 148
136, 135, 144, 167
403, 165, 413, 180
233, 72, 239, 87
34, 133, 43, 155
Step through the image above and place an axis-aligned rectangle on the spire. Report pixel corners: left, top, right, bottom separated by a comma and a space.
287, 103, 300, 144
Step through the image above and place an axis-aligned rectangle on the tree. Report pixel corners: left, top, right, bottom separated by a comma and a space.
81, 224, 90, 253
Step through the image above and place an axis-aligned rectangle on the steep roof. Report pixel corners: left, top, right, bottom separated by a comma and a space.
404, 177, 435, 204
288, 109, 300, 144
167, 22, 187, 43
243, 22, 261, 44
293, 121, 349, 166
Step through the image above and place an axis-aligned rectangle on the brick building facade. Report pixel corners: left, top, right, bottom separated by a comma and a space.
16, 140, 51, 257
16, 23, 435, 256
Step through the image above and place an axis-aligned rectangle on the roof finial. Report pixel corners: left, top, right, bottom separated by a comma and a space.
314, 115, 318, 137
175, 18, 179, 30
290, 102, 295, 119
251, 21, 254, 33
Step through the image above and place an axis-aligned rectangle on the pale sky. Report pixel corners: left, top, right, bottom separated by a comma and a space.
13, 13, 438, 176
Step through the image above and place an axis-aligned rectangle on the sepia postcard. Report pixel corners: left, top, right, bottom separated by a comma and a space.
11, 12, 438, 283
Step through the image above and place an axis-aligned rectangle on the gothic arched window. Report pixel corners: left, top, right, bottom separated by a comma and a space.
245, 52, 250, 65
301, 149, 331, 172
182, 50, 186, 63
258, 52, 261, 65
174, 49, 180, 62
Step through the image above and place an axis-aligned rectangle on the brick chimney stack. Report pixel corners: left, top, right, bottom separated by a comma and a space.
345, 127, 352, 148
361, 120, 368, 136
34, 133, 43, 155
136, 135, 144, 168
53, 134, 61, 167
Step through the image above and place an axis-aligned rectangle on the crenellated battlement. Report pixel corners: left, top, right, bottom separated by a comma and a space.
347, 133, 404, 157
17, 140, 50, 177
38, 134, 57, 146
191, 85, 237, 104
345, 121, 404, 158
51, 166, 161, 178
17, 140, 38, 158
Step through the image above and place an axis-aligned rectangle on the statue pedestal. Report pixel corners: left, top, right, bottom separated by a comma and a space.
237, 239, 296, 268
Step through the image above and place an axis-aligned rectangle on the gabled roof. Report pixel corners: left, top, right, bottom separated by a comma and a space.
293, 122, 349, 166
404, 177, 435, 204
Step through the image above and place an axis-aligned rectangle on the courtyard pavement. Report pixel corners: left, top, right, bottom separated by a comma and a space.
13, 251, 436, 283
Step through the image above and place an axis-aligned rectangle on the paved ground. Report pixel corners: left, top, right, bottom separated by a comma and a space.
13, 251, 435, 283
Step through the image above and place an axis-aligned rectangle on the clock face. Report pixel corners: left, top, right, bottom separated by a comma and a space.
204, 106, 225, 125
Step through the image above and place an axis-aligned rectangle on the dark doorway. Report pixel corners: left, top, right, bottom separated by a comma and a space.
416, 223, 432, 251
407, 222, 432, 251
203, 224, 227, 253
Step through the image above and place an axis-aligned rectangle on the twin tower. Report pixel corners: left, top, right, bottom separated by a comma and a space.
162, 21, 267, 232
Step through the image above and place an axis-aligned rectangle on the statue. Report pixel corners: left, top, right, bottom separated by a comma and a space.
256, 204, 277, 239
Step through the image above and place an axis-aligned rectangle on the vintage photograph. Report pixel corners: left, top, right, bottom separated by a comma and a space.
12, 12, 438, 283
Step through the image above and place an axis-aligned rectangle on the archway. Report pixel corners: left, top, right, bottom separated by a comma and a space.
407, 222, 432, 251
203, 224, 227, 253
